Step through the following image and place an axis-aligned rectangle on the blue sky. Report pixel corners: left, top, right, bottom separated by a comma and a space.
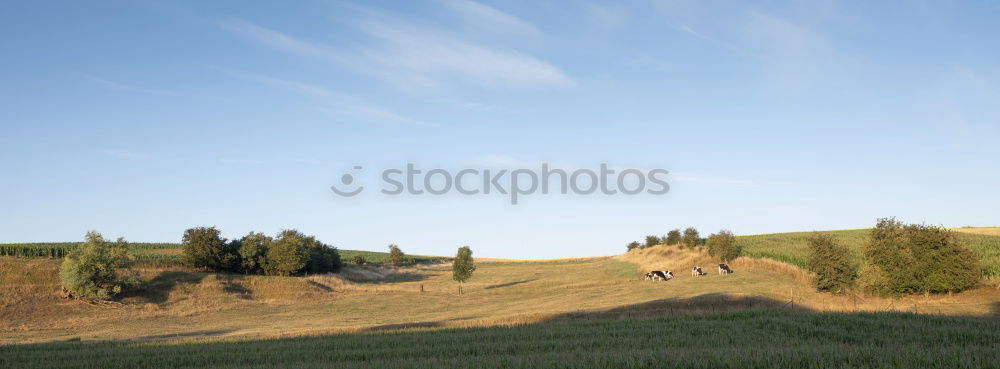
1, 0, 998, 258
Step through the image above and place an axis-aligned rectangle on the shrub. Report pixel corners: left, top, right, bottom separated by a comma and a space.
644, 235, 661, 248
807, 233, 857, 294
238, 232, 271, 274
181, 227, 237, 272
682, 227, 700, 249
265, 229, 340, 276
626, 241, 640, 252
59, 232, 141, 300
388, 244, 406, 266
861, 218, 980, 294
453, 246, 476, 293
351, 255, 366, 265
707, 230, 743, 263
665, 229, 682, 245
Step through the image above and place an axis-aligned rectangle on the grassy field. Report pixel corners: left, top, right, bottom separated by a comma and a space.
736, 229, 1000, 277
3, 310, 999, 369
3, 244, 998, 345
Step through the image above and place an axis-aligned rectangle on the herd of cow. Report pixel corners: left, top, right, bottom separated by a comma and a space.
643, 264, 733, 281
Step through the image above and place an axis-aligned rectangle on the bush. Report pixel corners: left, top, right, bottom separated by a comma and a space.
238, 232, 271, 274
665, 230, 682, 245
181, 227, 237, 272
707, 230, 743, 263
388, 244, 406, 266
682, 228, 700, 249
861, 218, 980, 294
351, 255, 366, 265
59, 232, 141, 300
265, 230, 340, 276
644, 235, 661, 248
626, 241, 640, 252
807, 233, 857, 294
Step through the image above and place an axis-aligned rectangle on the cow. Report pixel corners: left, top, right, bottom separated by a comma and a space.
648, 270, 673, 281
643, 272, 654, 280
718, 263, 734, 275
691, 266, 706, 276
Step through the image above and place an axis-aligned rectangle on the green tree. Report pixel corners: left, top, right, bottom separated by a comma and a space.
706, 230, 743, 263
644, 235, 661, 248
861, 218, 980, 294
452, 246, 476, 294
665, 229, 682, 245
682, 227, 700, 249
59, 232, 141, 300
351, 255, 366, 265
388, 244, 406, 266
807, 233, 857, 294
626, 241, 641, 252
264, 229, 340, 276
238, 232, 271, 274
181, 226, 237, 271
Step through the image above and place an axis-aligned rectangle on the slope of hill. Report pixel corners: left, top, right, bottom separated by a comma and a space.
3, 244, 998, 345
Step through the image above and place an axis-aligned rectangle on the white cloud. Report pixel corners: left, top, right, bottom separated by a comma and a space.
224, 70, 416, 125
439, 0, 538, 36
99, 149, 148, 159
740, 12, 859, 93
218, 18, 572, 90
583, 4, 629, 29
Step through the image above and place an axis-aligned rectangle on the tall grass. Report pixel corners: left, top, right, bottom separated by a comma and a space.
737, 229, 1000, 278
2, 311, 997, 369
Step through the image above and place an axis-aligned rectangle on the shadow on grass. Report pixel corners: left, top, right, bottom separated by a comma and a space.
361, 317, 479, 332
305, 280, 334, 292
217, 274, 253, 300
542, 293, 810, 322
484, 279, 537, 290
130, 329, 240, 342
125, 271, 207, 304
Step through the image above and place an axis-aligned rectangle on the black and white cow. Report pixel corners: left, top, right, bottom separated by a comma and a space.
647, 270, 673, 281
691, 266, 705, 276
718, 263, 733, 275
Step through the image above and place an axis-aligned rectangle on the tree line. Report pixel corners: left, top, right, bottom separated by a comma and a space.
626, 227, 744, 263
181, 227, 341, 276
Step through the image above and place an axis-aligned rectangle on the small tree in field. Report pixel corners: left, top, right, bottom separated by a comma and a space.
626, 241, 640, 252
807, 233, 857, 294
706, 230, 743, 263
682, 227, 700, 249
60, 231, 141, 299
182, 226, 237, 272
388, 244, 406, 266
265, 229, 341, 276
861, 218, 980, 294
665, 229, 682, 245
351, 255, 366, 265
452, 246, 476, 294
644, 235, 661, 248
238, 232, 271, 274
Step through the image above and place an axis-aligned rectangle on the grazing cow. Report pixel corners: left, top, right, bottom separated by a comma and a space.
691, 266, 705, 276
648, 270, 673, 281
718, 263, 733, 275
643, 272, 654, 280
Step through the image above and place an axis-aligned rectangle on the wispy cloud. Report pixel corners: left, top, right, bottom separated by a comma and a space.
439, 0, 538, 36
218, 17, 572, 90
583, 4, 629, 29
99, 149, 149, 159
223, 69, 416, 125
739, 11, 858, 93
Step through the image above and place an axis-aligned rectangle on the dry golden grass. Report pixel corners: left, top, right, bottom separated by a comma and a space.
952, 227, 1000, 236
2, 248, 998, 345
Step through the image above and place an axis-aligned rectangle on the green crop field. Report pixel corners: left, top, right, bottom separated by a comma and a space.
737, 229, 1000, 278
2, 311, 998, 369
